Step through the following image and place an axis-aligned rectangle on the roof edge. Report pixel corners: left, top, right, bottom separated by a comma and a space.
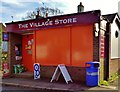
5, 10, 101, 25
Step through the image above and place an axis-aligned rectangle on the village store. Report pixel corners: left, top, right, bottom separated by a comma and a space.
5, 10, 113, 82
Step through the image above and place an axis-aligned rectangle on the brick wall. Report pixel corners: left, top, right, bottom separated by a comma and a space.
8, 33, 22, 76
109, 58, 120, 77
40, 65, 86, 83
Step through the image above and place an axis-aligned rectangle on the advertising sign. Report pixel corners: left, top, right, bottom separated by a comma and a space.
50, 64, 72, 84
34, 63, 40, 80
2, 32, 9, 41
2, 62, 9, 75
2, 41, 8, 52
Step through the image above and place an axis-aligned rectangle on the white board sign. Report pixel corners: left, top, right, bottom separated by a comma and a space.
34, 63, 40, 80
50, 64, 73, 84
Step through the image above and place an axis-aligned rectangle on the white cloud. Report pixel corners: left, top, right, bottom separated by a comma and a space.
1, 0, 41, 4
14, 11, 30, 20
79, 0, 119, 14
1, 0, 21, 5
0, 5, 9, 14
55, 0, 119, 14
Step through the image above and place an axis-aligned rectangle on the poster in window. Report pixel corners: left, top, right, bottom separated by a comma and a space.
2, 41, 8, 52
2, 32, 9, 41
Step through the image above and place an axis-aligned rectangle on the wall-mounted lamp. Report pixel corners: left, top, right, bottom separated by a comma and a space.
94, 23, 99, 37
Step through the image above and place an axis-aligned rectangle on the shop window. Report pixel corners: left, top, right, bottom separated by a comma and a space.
25, 39, 33, 54
15, 44, 22, 61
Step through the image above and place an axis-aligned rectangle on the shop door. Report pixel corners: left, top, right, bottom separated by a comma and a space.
22, 34, 34, 72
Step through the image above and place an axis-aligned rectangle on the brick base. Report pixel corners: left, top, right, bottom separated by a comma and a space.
40, 66, 86, 83
109, 58, 120, 77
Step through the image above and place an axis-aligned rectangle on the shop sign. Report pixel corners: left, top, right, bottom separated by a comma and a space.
6, 11, 100, 32
18, 18, 77, 29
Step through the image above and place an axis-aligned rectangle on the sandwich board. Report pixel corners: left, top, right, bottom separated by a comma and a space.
50, 64, 73, 84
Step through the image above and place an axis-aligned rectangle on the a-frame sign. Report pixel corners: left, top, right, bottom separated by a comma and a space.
50, 64, 73, 84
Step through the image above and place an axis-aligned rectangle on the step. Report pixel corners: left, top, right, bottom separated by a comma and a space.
14, 71, 33, 78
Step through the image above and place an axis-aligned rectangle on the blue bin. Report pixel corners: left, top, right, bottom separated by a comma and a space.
86, 61, 100, 86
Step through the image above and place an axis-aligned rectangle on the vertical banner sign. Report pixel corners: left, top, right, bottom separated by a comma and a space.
100, 35, 105, 58
100, 20, 106, 58
99, 20, 106, 81
34, 63, 40, 79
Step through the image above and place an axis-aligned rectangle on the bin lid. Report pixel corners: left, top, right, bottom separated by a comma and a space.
86, 61, 100, 68
86, 61, 99, 64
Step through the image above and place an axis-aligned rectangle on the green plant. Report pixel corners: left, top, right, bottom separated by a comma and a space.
99, 80, 109, 86
108, 72, 119, 83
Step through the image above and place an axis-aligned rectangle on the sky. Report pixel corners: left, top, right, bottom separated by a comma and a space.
0, 0, 120, 24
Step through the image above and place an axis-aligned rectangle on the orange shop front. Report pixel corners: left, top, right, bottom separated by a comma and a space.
6, 10, 100, 82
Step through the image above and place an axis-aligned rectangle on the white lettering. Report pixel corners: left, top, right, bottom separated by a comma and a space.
34, 23, 38, 27
73, 18, 77, 23
18, 17, 77, 29
87, 72, 98, 76
18, 24, 22, 28
18, 24, 28, 29
59, 20, 63, 24
49, 20, 53, 25
55, 19, 59, 25
45, 21, 49, 26
63, 19, 68, 24
54, 18, 77, 25
29, 23, 34, 27
29, 20, 53, 28
37, 22, 42, 27
67, 18, 72, 23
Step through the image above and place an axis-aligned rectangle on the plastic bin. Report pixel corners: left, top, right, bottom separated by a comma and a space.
86, 61, 100, 86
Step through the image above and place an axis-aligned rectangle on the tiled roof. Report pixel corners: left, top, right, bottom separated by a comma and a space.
103, 13, 118, 23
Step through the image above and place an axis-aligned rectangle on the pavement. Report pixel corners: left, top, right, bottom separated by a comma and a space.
0, 71, 119, 92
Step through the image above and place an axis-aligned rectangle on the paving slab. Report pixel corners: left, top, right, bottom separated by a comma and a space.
0, 77, 119, 91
